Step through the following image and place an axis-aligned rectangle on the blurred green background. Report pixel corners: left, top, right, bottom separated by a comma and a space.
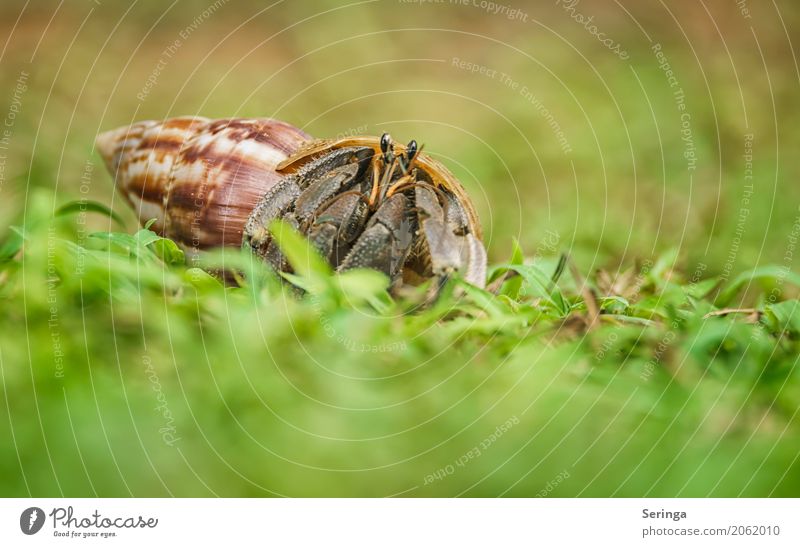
1, 0, 799, 497
3, 0, 799, 270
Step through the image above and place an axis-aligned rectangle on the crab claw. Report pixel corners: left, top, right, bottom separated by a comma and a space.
306, 193, 369, 266
414, 185, 487, 296
459, 233, 487, 288
338, 193, 414, 282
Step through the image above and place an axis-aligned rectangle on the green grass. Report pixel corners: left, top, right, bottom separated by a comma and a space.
1, 193, 798, 496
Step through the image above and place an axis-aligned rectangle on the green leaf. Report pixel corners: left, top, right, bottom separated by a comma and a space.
458, 279, 510, 319
602, 314, 658, 326
717, 265, 800, 306
494, 263, 568, 315
684, 277, 719, 300
499, 238, 525, 299
279, 271, 311, 291
89, 228, 184, 267
89, 231, 140, 255
599, 295, 630, 314
763, 299, 800, 335
150, 238, 185, 266
184, 268, 223, 291
268, 219, 332, 279
0, 225, 25, 261
649, 248, 679, 285
335, 269, 391, 310
133, 227, 162, 248
130, 227, 185, 266
55, 200, 126, 227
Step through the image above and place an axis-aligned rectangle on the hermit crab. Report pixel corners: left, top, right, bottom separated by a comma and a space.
96, 117, 487, 291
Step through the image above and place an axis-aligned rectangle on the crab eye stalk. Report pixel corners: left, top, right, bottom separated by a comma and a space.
406, 139, 418, 161
398, 139, 417, 174
380, 133, 394, 164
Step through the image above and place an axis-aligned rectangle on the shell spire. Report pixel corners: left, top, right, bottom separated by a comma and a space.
95, 116, 311, 248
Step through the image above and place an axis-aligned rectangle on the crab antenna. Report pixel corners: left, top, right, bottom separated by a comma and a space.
385, 173, 415, 198
376, 156, 399, 205
367, 154, 382, 207
399, 156, 408, 175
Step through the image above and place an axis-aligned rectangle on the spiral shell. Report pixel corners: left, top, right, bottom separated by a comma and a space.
95, 116, 311, 248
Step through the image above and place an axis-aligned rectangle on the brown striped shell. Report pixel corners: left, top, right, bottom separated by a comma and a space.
95, 116, 311, 248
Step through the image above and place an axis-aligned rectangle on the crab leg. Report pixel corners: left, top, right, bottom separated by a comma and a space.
243, 146, 371, 262
338, 192, 414, 281
412, 185, 487, 290
243, 174, 303, 255
384, 172, 415, 199
367, 154, 383, 207
414, 186, 463, 275
296, 146, 373, 185
458, 232, 488, 288
375, 158, 399, 205
305, 192, 370, 265
294, 163, 361, 224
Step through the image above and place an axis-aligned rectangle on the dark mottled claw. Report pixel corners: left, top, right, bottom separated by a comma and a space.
296, 146, 372, 186
243, 175, 302, 255
294, 163, 360, 223
459, 233, 487, 288
338, 193, 413, 279
306, 193, 369, 265
412, 185, 487, 296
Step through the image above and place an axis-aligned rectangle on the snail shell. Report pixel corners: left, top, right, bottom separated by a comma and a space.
95, 116, 311, 247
